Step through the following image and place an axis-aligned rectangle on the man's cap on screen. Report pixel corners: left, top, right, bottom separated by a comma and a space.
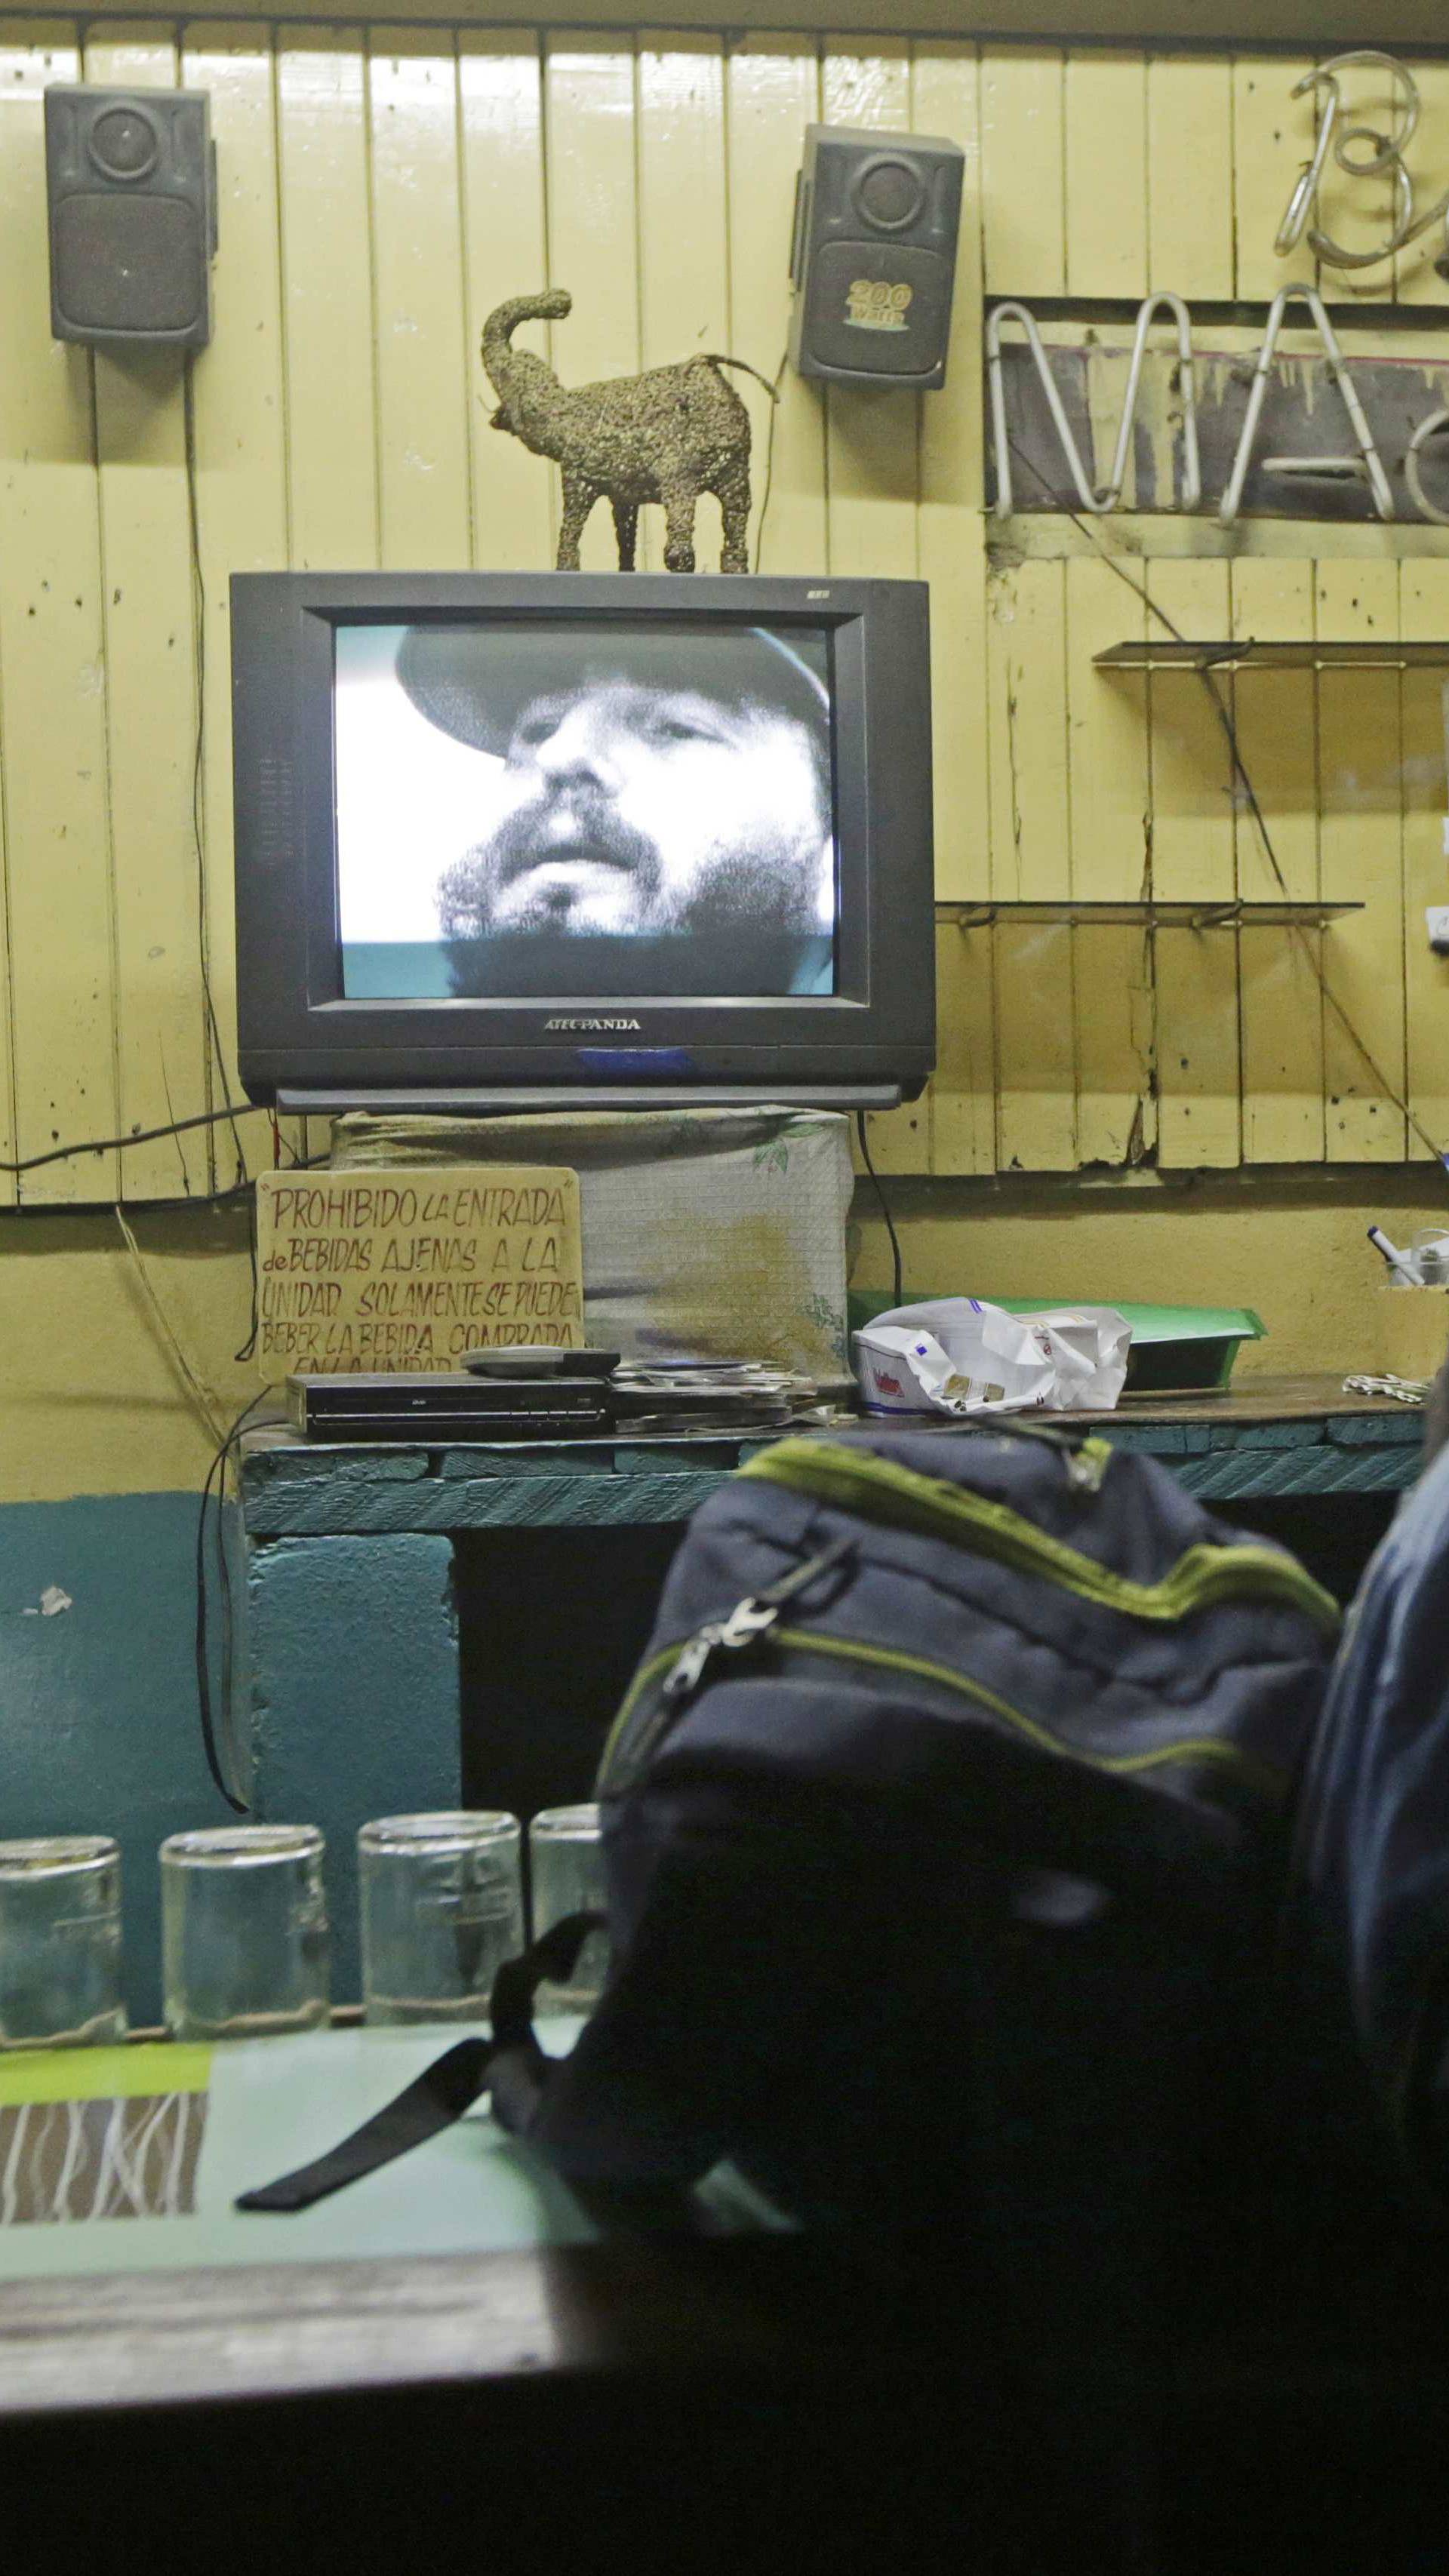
395, 622, 829, 760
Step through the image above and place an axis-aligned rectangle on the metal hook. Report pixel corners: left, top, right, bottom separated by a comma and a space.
987, 302, 1103, 517
1277, 51, 1449, 278
1096, 294, 1201, 512
1218, 284, 1394, 527
988, 297, 1200, 518
1276, 71, 1341, 257
1406, 408, 1449, 528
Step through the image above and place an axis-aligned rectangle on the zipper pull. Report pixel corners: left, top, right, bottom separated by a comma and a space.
660, 1535, 855, 1711
663, 1620, 730, 1704
660, 1597, 789, 1706
1065, 1437, 1112, 1496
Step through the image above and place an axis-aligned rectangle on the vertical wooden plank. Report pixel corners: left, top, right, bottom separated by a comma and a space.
636, 33, 728, 573
1058, 54, 1149, 1167
83, 25, 210, 1202
278, 29, 379, 571
368, 32, 470, 570
183, 24, 290, 1164
1066, 557, 1152, 1167
932, 926, 995, 1176
819, 40, 907, 148
1231, 559, 1323, 1163
988, 560, 1075, 1171
913, 36, 984, 907
543, 37, 641, 573
1063, 51, 1146, 300
724, 35, 825, 576
1401, 562, 1449, 1160
1232, 55, 1317, 302
820, 41, 924, 1175
636, 41, 728, 361
0, 28, 117, 1204
1147, 561, 1241, 1168
458, 33, 553, 570
274, 26, 352, 1237
1317, 560, 1405, 1161
1145, 58, 1236, 1170
820, 41, 918, 593
974, 45, 1067, 1174
1395, 59, 1449, 306
980, 47, 1065, 298
980, 54, 1070, 1173
914, 41, 992, 1175
1146, 56, 1233, 299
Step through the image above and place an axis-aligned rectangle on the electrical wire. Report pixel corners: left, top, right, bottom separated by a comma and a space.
234, 1185, 260, 1364
752, 349, 790, 576
195, 1391, 274, 1814
114, 1204, 225, 1448
1003, 432, 1449, 1176
0, 1099, 269, 1181
183, 352, 250, 1200
856, 1109, 903, 1305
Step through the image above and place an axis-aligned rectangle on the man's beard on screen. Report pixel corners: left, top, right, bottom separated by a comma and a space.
437, 792, 823, 943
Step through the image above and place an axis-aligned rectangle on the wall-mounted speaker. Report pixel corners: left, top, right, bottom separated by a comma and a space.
44, 86, 217, 349
788, 123, 964, 391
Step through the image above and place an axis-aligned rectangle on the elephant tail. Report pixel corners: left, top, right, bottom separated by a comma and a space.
698, 354, 782, 400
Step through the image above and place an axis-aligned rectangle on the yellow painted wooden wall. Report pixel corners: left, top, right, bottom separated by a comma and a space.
1, 24, 1447, 1202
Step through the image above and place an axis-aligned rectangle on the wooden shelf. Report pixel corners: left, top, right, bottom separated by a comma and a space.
937, 899, 1363, 928
1097, 639, 1449, 673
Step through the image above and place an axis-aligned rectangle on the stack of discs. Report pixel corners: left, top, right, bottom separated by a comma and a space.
611, 1357, 814, 1437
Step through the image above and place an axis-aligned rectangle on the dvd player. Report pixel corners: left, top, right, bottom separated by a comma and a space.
288, 1373, 615, 1442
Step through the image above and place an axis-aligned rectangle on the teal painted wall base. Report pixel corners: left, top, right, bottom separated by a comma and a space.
247, 1533, 460, 2000
1, 1499, 464, 2023
0, 1492, 238, 2025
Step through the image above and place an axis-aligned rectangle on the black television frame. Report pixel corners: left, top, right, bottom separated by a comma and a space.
232, 570, 935, 1112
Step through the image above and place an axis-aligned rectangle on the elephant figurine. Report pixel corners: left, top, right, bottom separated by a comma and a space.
481, 290, 770, 573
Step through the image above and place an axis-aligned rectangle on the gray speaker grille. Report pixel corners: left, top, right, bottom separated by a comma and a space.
54, 192, 202, 334
856, 159, 924, 229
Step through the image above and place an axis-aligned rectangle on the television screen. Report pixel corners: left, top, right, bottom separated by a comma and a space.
334, 619, 838, 1004
232, 570, 934, 1113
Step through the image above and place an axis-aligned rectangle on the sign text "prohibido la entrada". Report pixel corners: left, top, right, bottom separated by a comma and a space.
254, 1166, 585, 1376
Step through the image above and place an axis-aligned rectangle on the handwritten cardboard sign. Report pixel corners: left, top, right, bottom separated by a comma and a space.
256, 1166, 584, 1379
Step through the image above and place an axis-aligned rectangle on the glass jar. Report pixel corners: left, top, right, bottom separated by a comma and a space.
0, 1836, 126, 2049
358, 1811, 522, 2026
161, 1824, 329, 2042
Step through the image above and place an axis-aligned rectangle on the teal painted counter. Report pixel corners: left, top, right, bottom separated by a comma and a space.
240, 1379, 1425, 1536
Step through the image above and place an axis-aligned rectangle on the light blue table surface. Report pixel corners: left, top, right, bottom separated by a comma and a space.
0, 2023, 778, 2284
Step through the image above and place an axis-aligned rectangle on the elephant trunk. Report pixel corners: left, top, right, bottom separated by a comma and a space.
481, 290, 572, 421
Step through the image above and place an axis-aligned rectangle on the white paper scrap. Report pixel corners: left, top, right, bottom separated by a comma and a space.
854, 1298, 1132, 1417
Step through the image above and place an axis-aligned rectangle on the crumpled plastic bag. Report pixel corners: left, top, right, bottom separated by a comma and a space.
854, 1297, 1133, 1417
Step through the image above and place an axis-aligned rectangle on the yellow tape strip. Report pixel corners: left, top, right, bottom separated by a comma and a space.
0, 2043, 211, 2106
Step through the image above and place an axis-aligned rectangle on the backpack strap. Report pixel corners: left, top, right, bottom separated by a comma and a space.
485, 1910, 606, 2141
233, 1910, 605, 2214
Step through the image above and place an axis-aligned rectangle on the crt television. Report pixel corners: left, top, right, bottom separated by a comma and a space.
232, 572, 935, 1113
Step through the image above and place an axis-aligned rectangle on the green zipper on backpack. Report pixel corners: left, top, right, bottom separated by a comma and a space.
598, 1622, 1290, 1804
597, 1437, 1337, 1799
738, 1439, 1341, 1638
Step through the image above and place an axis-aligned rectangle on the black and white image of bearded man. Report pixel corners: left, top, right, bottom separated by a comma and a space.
334, 622, 837, 1001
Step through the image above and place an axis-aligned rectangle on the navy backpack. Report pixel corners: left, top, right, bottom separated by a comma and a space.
246, 1416, 1352, 2320
484, 1419, 1340, 2299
